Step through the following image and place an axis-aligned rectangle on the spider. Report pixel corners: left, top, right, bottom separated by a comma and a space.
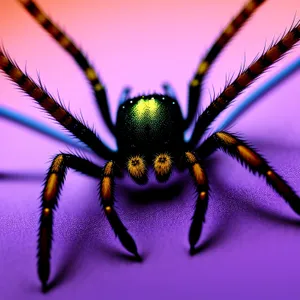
1, 0, 299, 292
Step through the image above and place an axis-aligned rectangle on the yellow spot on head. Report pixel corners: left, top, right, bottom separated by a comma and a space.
105, 206, 112, 214
190, 79, 199, 87
197, 61, 209, 75
267, 170, 273, 176
44, 173, 58, 201
94, 83, 103, 91
101, 177, 112, 199
134, 99, 159, 120
200, 191, 206, 200
36, 13, 47, 24
86, 68, 97, 81
127, 156, 146, 178
154, 154, 172, 176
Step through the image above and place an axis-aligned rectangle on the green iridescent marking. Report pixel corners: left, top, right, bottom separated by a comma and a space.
133, 98, 160, 121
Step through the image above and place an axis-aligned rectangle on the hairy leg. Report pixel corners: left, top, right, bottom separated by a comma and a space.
19, 0, 115, 134
38, 153, 102, 290
185, 152, 209, 252
197, 131, 300, 215
185, 0, 266, 129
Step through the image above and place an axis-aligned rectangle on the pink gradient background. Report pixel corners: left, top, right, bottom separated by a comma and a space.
0, 0, 300, 299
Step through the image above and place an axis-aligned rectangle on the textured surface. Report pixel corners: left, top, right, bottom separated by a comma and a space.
1, 0, 300, 299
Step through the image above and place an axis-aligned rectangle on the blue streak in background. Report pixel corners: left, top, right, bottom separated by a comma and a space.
0, 106, 92, 152
213, 57, 300, 133
1, 57, 299, 149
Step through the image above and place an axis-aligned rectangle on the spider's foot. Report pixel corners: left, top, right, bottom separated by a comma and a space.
188, 221, 203, 252
289, 199, 300, 216
189, 245, 196, 256
38, 261, 50, 293
41, 281, 48, 293
118, 230, 141, 261
133, 252, 143, 262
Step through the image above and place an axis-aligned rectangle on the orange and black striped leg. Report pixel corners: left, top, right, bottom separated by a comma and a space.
127, 155, 148, 185
153, 153, 172, 182
18, 0, 115, 134
185, 152, 209, 253
197, 131, 300, 215
0, 48, 115, 160
100, 161, 141, 259
38, 153, 102, 291
188, 22, 300, 147
185, 0, 266, 130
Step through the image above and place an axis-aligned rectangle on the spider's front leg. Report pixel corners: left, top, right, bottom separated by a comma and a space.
185, 152, 209, 253
197, 131, 300, 215
99, 161, 141, 260
38, 153, 102, 290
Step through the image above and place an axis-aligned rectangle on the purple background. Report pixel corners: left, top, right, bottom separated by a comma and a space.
1, 0, 300, 299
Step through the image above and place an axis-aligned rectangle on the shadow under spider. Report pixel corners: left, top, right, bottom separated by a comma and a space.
118, 175, 189, 206
0, 171, 44, 181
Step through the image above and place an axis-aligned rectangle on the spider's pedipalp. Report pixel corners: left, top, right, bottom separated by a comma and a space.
185, 152, 209, 251
197, 131, 300, 215
185, 0, 266, 130
188, 22, 300, 147
38, 153, 102, 290
127, 155, 148, 184
19, 0, 115, 134
0, 49, 115, 160
100, 161, 140, 259
153, 153, 173, 182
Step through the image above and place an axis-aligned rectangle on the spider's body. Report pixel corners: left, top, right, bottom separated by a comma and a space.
116, 94, 185, 166
1, 0, 300, 292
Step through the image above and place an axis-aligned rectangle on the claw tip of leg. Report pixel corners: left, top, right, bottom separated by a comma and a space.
189, 246, 196, 256
134, 252, 143, 262
41, 282, 48, 293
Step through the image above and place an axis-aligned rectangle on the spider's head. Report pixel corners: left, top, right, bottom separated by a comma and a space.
115, 94, 185, 164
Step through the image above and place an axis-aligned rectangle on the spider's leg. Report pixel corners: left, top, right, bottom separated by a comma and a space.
184, 0, 266, 130
118, 87, 132, 105
19, 0, 115, 134
161, 82, 178, 100
188, 23, 300, 148
197, 131, 300, 215
185, 152, 209, 252
38, 153, 102, 290
99, 161, 141, 259
0, 49, 115, 160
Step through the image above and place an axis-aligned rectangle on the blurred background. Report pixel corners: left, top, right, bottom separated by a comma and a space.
0, 0, 300, 299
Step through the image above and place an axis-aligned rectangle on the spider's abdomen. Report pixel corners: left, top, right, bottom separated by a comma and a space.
115, 94, 185, 162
